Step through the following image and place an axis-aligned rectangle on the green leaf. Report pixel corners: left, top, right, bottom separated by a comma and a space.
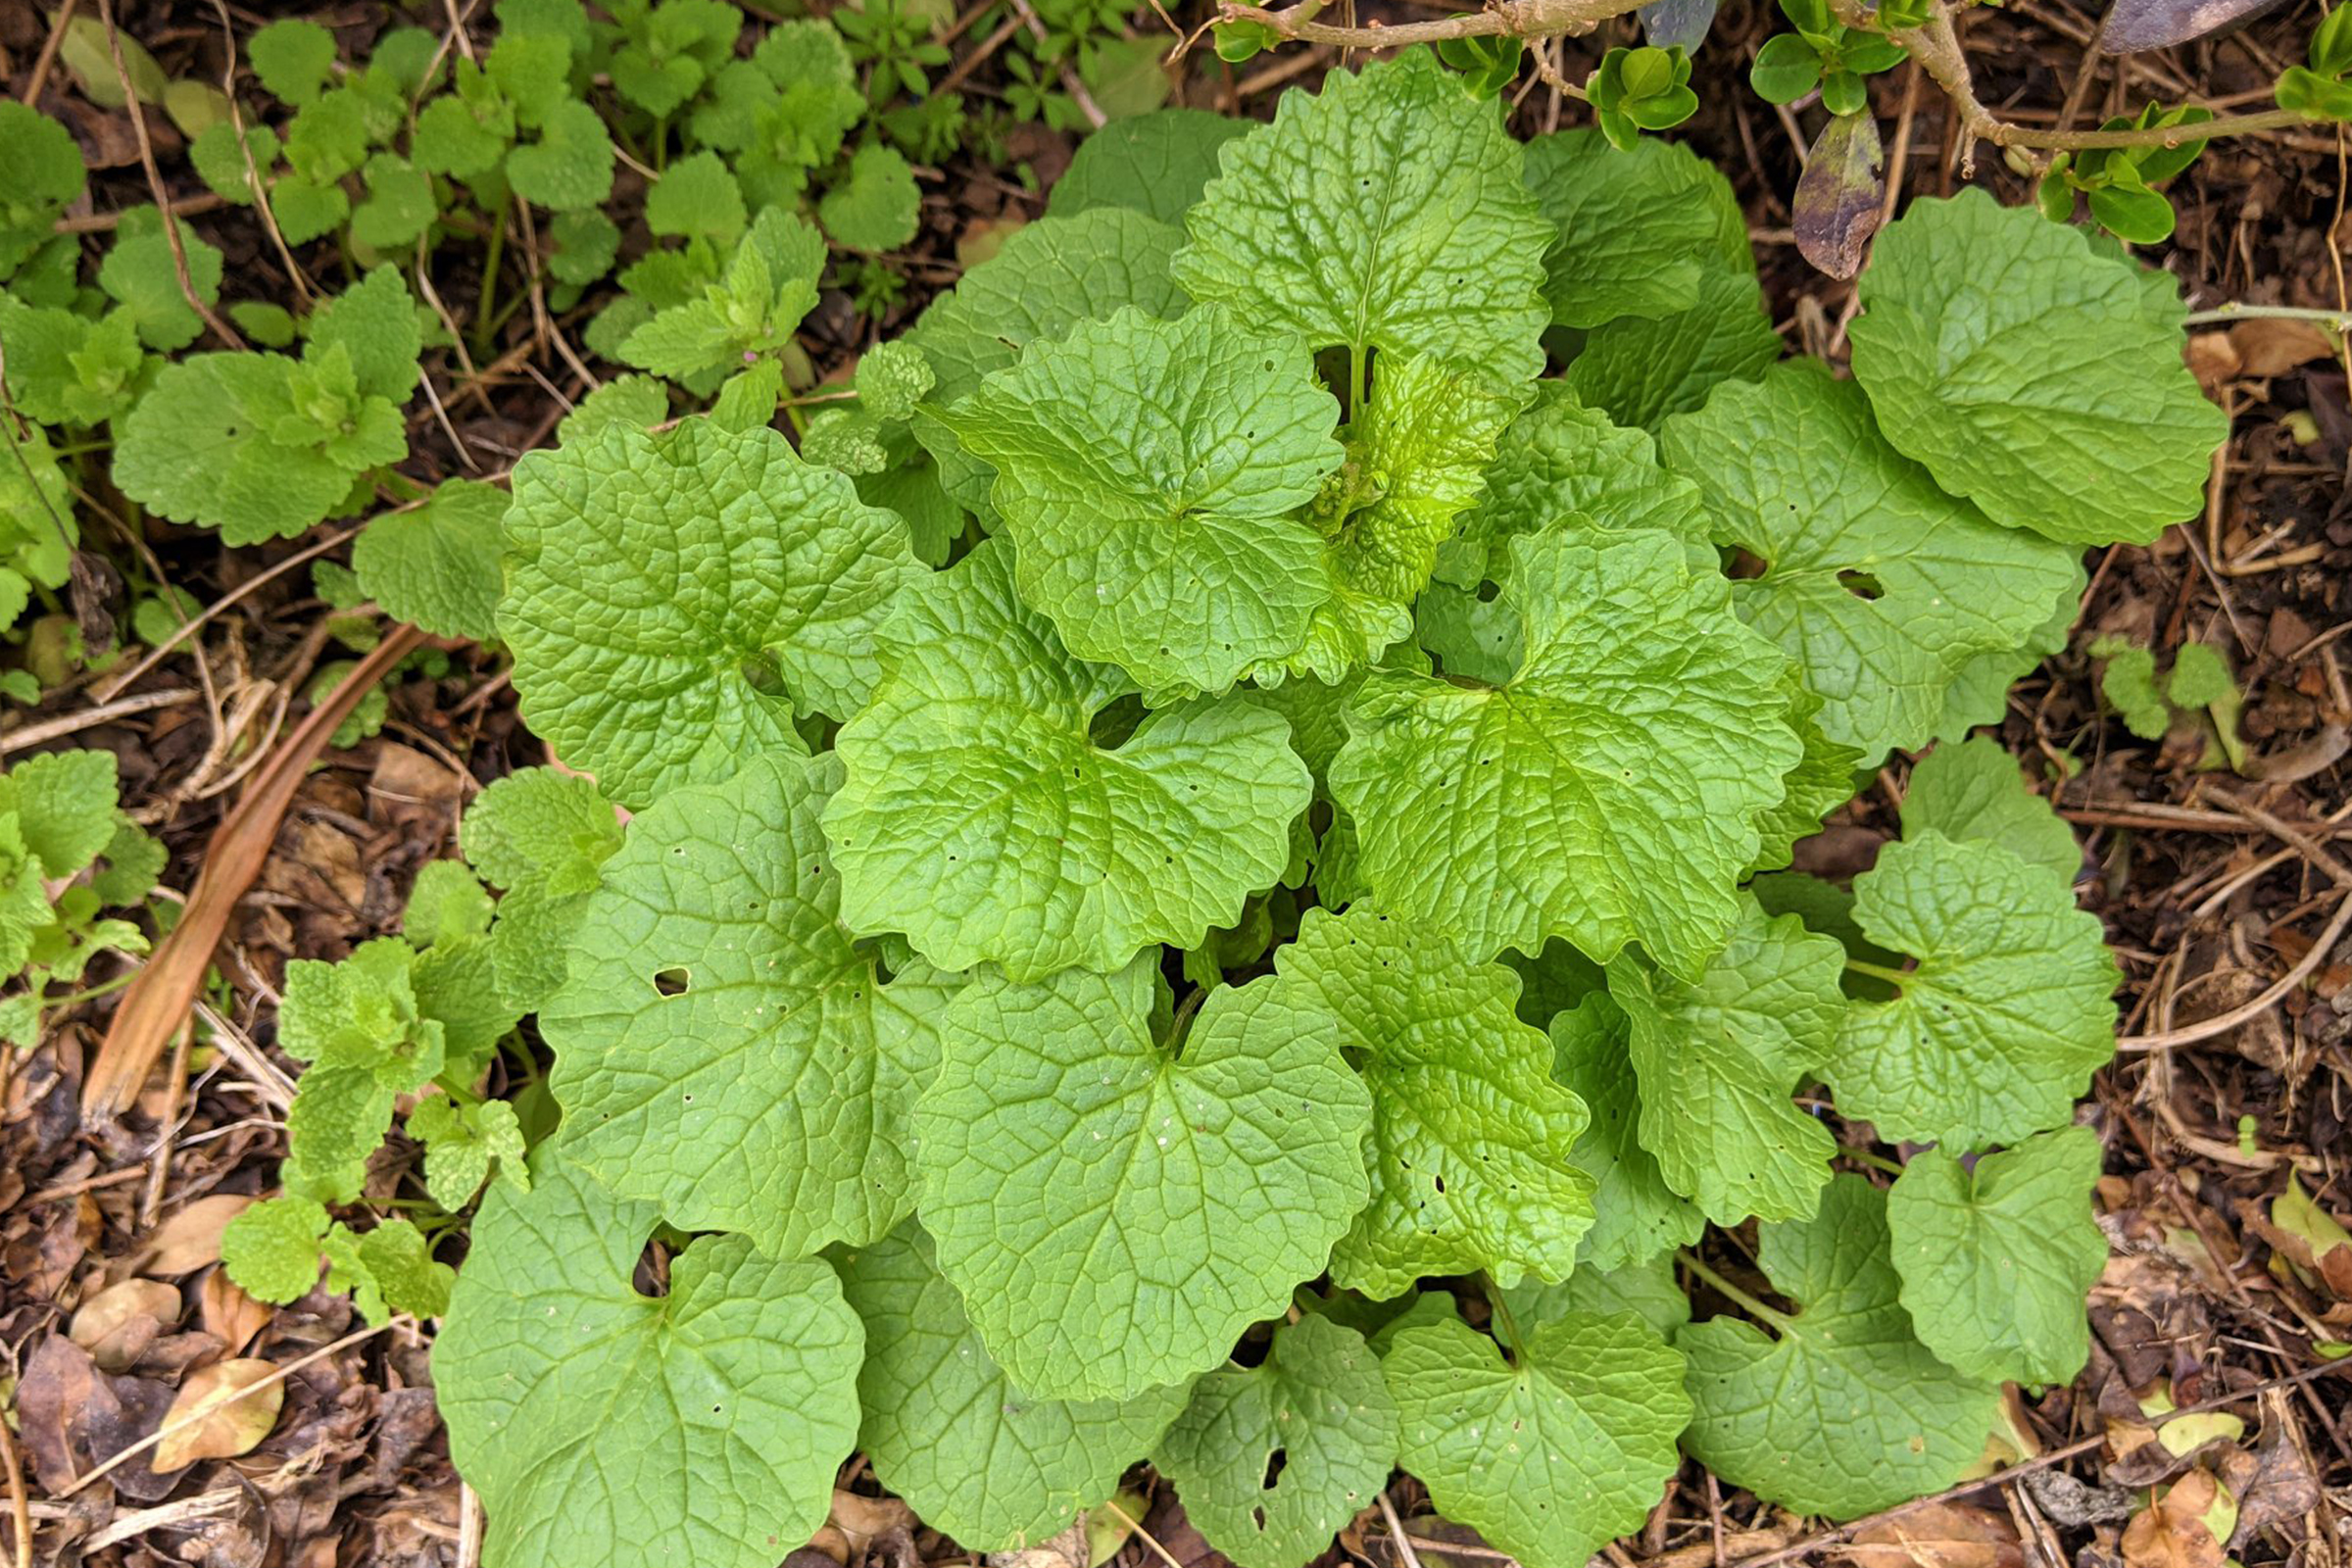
644, 152, 747, 243
0, 105, 86, 276
99, 215, 224, 352
1330, 528, 1798, 979
1563, 270, 1781, 431
1153, 1315, 1396, 1568
283, 1062, 400, 1202
545, 754, 958, 1255
1495, 1254, 1692, 1346
1679, 1174, 2001, 1519
823, 541, 1309, 979
352, 479, 506, 641
1268, 907, 1595, 1297
1050, 109, 1250, 225
351, 153, 437, 249
1848, 188, 2227, 545
1930, 564, 2082, 747
618, 207, 824, 383
1887, 1127, 2107, 1384
1827, 831, 2118, 1148
913, 957, 1372, 1400
408, 1096, 529, 1209
841, 1219, 1192, 1551
404, 859, 495, 947
220, 1195, 329, 1303
948, 304, 1344, 696
500, 417, 918, 808
1173, 49, 1551, 383
248, 19, 339, 105
507, 97, 616, 211
1606, 895, 1842, 1223
820, 142, 921, 252
461, 766, 621, 898
1901, 736, 2081, 885
1387, 1313, 1689, 1568
324, 1216, 456, 1323
907, 207, 1187, 516
437, 1158, 865, 1568
1521, 128, 1730, 327
1661, 364, 2083, 761
1546, 994, 1705, 1270
0, 749, 121, 876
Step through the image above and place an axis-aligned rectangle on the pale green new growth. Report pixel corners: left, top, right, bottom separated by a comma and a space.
1154, 1315, 1396, 1568
437, 1161, 864, 1568
1828, 832, 2119, 1148
500, 417, 917, 808
1388, 1313, 1690, 1568
1901, 736, 2082, 886
1679, 1176, 2002, 1519
1332, 529, 1799, 979
1849, 189, 2227, 546
840, 1220, 1190, 1551
913, 959, 1371, 1400
1887, 1127, 2108, 1385
546, 754, 957, 1255
825, 542, 1309, 978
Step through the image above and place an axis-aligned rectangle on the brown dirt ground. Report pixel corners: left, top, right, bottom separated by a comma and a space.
2, 1, 2349, 1565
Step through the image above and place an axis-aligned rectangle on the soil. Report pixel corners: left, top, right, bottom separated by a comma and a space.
2, 1, 2349, 1566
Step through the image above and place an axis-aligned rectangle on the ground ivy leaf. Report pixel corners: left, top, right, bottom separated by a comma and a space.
913, 957, 1372, 1401
1495, 1254, 1692, 1348
1521, 128, 1729, 327
544, 754, 956, 1255
1387, 1313, 1689, 1568
1331, 528, 1799, 979
1659, 363, 2085, 762
906, 208, 1187, 516
1049, 108, 1250, 225
1887, 1127, 2108, 1385
1269, 907, 1594, 1297
500, 417, 918, 808
824, 541, 1309, 979
1266, 354, 1519, 685
353, 478, 506, 642
436, 1158, 864, 1568
1173, 49, 1551, 384
1900, 736, 2082, 886
1153, 1314, 1396, 1568
1562, 270, 1781, 432
947, 305, 1344, 696
1678, 1174, 2001, 1519
1607, 895, 1844, 1224
1930, 566, 2082, 747
1848, 189, 2227, 546
1546, 994, 1704, 1271
1826, 831, 2119, 1149
839, 1219, 1190, 1551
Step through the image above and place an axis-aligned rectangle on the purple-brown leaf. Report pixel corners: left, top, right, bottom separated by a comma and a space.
1795, 112, 1886, 280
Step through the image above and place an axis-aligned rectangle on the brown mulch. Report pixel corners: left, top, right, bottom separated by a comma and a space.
4, 0, 2352, 1564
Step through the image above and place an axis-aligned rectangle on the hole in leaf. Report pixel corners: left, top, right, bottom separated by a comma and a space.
654, 967, 691, 997
1837, 568, 1886, 601
1262, 1448, 1288, 1490
1474, 579, 1502, 604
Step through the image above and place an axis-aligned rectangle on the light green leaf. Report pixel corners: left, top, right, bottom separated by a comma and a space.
220, 1195, 329, 1303
1563, 270, 1780, 431
1679, 1174, 2001, 1519
0, 749, 121, 875
1887, 1126, 2108, 1385
353, 478, 506, 641
1848, 188, 2227, 546
1495, 1254, 1692, 1347
913, 958, 1372, 1400
824, 541, 1309, 979
0, 105, 86, 275
1660, 363, 2086, 761
327, 1217, 456, 1323
1173, 49, 1550, 383
820, 142, 921, 252
1269, 907, 1594, 1296
1827, 831, 2118, 1148
310, 266, 423, 402
1521, 128, 1731, 327
436, 1159, 864, 1568
404, 859, 494, 947
1930, 564, 2082, 747
1330, 528, 1798, 979
507, 97, 615, 211
1901, 736, 2081, 886
1050, 109, 1250, 224
1606, 895, 1842, 1224
408, 1096, 529, 1209
1545, 994, 1704, 1271
500, 417, 918, 808
841, 1219, 1191, 1552
1387, 1313, 1689, 1568
949, 305, 1343, 696
247, 19, 338, 105
461, 766, 622, 897
617, 207, 824, 383
907, 207, 1187, 515
545, 754, 957, 1255
98, 215, 223, 351
1153, 1315, 1396, 1568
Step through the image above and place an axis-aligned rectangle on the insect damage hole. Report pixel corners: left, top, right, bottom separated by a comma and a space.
653, 966, 691, 997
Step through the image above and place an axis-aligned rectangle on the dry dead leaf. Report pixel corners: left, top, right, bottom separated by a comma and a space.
828, 1491, 915, 1558
151, 1357, 285, 1472
2229, 318, 2337, 376
70, 1279, 181, 1372
200, 1266, 274, 1357
1840, 1502, 2025, 1568
138, 1195, 254, 1275
2121, 1471, 2229, 1568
